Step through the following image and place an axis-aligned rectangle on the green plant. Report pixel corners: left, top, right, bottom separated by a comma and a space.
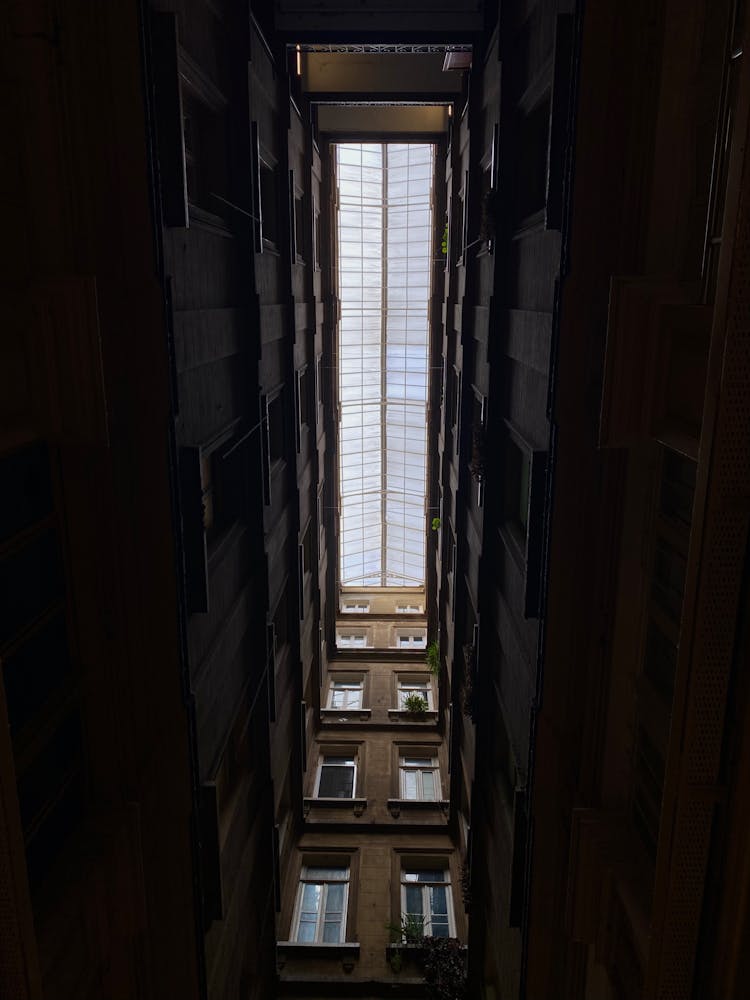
421, 936, 467, 1000
441, 221, 448, 256
426, 640, 440, 677
403, 693, 428, 714
431, 516, 441, 532
386, 914, 426, 945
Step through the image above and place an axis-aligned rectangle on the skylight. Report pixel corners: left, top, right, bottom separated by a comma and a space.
336, 142, 433, 588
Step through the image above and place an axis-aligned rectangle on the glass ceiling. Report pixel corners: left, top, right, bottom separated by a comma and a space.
336, 142, 433, 588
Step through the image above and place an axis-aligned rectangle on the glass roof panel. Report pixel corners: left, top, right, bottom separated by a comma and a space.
336, 142, 433, 588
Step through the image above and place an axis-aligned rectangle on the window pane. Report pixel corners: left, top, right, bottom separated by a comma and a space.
319, 764, 354, 798
422, 770, 436, 800
301, 883, 321, 911
297, 917, 317, 942
405, 884, 423, 916
325, 882, 344, 915
430, 885, 448, 915
404, 869, 444, 883
403, 770, 418, 799
305, 866, 348, 881
322, 919, 341, 943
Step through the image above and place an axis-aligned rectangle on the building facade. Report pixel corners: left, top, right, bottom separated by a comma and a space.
1, 2, 750, 1000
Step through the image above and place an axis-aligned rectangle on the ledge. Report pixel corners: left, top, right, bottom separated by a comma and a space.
320, 708, 371, 721
386, 941, 467, 958
303, 797, 367, 817
387, 709, 438, 723
277, 941, 360, 972
387, 799, 449, 818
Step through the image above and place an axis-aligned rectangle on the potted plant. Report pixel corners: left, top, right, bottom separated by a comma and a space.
403, 693, 428, 714
386, 914, 425, 973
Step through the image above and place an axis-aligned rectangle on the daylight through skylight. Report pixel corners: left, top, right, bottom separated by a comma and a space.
336, 142, 433, 587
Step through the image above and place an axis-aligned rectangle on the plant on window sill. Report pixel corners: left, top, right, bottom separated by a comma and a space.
426, 640, 440, 678
385, 918, 467, 999
403, 693, 429, 714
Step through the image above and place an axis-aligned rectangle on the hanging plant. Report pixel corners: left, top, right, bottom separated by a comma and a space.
426, 640, 440, 677
421, 937, 468, 1000
460, 860, 472, 910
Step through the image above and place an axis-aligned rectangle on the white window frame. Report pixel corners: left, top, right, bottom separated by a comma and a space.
292, 865, 350, 943
399, 755, 441, 801
341, 601, 370, 613
396, 603, 423, 614
337, 632, 368, 649
397, 678, 433, 710
328, 678, 364, 710
315, 753, 357, 799
395, 632, 427, 649
400, 868, 455, 938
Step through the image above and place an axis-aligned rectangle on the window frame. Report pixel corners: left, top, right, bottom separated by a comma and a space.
315, 753, 357, 800
341, 601, 370, 614
395, 631, 427, 650
399, 755, 441, 801
327, 677, 364, 711
292, 865, 350, 944
336, 630, 370, 649
396, 677, 433, 711
400, 867, 455, 938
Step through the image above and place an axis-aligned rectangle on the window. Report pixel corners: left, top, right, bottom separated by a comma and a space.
515, 98, 551, 224
397, 678, 432, 710
328, 679, 364, 710
396, 632, 427, 649
337, 633, 367, 649
182, 91, 228, 218
504, 439, 531, 540
315, 353, 324, 424
266, 392, 285, 465
336, 142, 433, 589
396, 603, 422, 614
400, 756, 440, 801
294, 190, 307, 262
401, 868, 454, 937
341, 601, 369, 613
316, 754, 356, 798
260, 158, 279, 247
295, 366, 311, 451
293, 866, 349, 943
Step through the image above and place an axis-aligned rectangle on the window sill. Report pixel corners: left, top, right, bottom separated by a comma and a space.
387, 799, 449, 818
278, 940, 360, 971
320, 708, 371, 721
387, 709, 438, 723
386, 941, 466, 958
303, 797, 367, 817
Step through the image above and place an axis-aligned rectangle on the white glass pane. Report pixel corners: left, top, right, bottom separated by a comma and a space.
405, 885, 423, 916
403, 770, 418, 799
337, 142, 432, 587
422, 770, 436, 800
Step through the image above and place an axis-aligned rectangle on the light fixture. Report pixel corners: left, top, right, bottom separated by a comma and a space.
296, 44, 301, 77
